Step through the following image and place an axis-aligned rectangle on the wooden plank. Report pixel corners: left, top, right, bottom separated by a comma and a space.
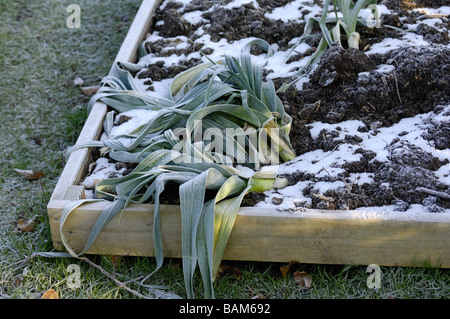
226, 209, 450, 267
47, 201, 181, 257
48, 102, 106, 202
63, 186, 86, 200
47, 201, 450, 267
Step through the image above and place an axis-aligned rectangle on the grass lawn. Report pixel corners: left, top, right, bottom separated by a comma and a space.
0, 0, 448, 300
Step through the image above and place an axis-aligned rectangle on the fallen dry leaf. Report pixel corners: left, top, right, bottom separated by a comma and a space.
107, 255, 122, 266
280, 261, 299, 277
14, 168, 45, 181
251, 293, 267, 299
247, 285, 266, 299
218, 264, 242, 278
73, 76, 84, 86
80, 85, 100, 95
17, 218, 35, 232
294, 270, 312, 289
41, 289, 59, 299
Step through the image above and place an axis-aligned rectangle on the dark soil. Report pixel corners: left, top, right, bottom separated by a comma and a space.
274, 42, 450, 210
115, 0, 450, 211
141, 0, 309, 85
137, 59, 201, 91
200, 4, 305, 50
281, 43, 450, 153
382, 0, 447, 10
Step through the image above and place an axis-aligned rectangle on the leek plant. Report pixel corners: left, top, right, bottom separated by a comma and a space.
69, 51, 295, 166
61, 146, 288, 299
279, 0, 379, 91
61, 45, 294, 298
329, 0, 380, 50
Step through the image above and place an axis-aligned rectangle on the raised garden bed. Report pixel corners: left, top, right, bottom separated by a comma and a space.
48, 0, 450, 279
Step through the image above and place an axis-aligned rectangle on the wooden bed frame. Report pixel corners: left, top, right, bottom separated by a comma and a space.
47, 0, 450, 268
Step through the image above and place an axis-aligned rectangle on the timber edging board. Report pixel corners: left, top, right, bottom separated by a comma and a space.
47, 0, 450, 268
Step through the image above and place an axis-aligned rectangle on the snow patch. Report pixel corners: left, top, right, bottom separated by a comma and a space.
81, 158, 126, 190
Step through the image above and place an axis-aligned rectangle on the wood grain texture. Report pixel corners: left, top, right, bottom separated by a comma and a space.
47, 201, 450, 267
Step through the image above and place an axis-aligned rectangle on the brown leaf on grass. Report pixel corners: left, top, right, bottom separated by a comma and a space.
247, 285, 266, 299
73, 76, 84, 86
41, 289, 59, 299
251, 293, 267, 299
80, 85, 100, 95
14, 168, 45, 180
280, 261, 299, 277
16, 218, 35, 232
107, 255, 122, 266
218, 264, 242, 278
294, 271, 312, 289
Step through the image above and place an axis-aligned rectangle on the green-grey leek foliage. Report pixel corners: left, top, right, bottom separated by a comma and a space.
279, 0, 379, 92
70, 48, 295, 166
61, 45, 294, 298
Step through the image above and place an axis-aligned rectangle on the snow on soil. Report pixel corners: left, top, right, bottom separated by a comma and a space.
82, 0, 450, 214
81, 157, 126, 191
255, 105, 450, 213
